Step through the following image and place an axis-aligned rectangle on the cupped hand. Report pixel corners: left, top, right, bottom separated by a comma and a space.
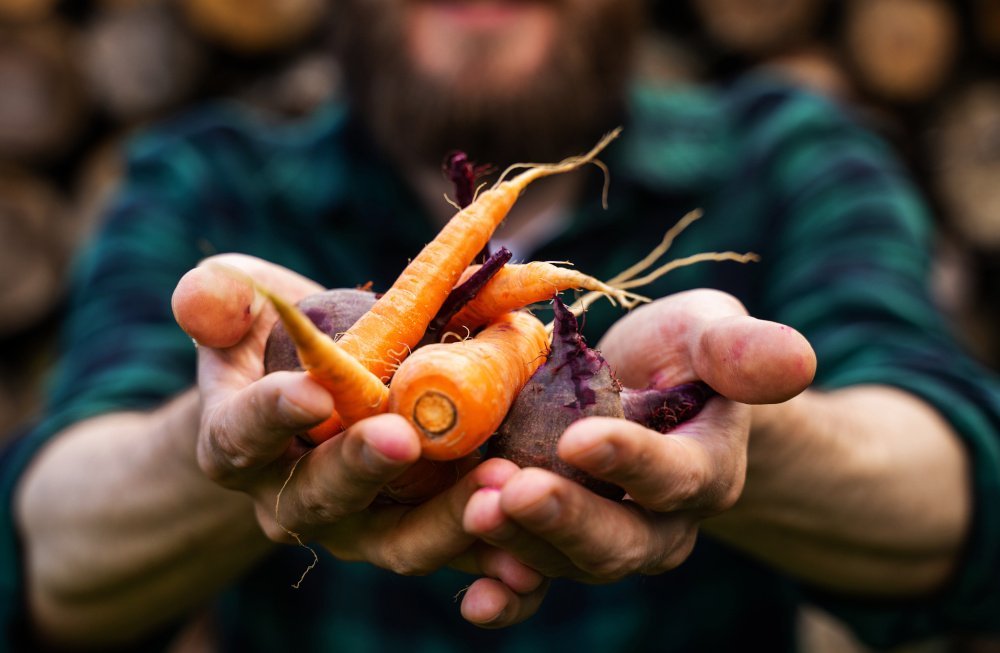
171, 254, 546, 615
462, 289, 816, 591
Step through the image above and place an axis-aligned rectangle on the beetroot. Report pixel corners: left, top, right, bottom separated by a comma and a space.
263, 287, 377, 374
489, 297, 715, 500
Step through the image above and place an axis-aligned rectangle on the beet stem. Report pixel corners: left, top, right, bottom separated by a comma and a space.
620, 381, 716, 433
550, 296, 611, 410
422, 246, 513, 344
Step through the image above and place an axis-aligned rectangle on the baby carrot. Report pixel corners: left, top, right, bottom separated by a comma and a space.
335, 128, 621, 383
387, 310, 550, 460
444, 261, 645, 334
257, 285, 389, 428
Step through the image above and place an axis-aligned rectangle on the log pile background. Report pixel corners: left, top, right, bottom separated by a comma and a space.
1, 0, 999, 451
2, 2, 1000, 652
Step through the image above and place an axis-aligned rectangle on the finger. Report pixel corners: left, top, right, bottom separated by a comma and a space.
281, 413, 423, 528
597, 289, 746, 388
499, 468, 697, 580
696, 315, 816, 404
597, 289, 816, 404
473, 545, 546, 594
320, 457, 523, 575
172, 253, 323, 348
197, 371, 333, 486
381, 455, 482, 504
451, 542, 547, 594
460, 577, 551, 628
464, 485, 578, 579
562, 410, 748, 514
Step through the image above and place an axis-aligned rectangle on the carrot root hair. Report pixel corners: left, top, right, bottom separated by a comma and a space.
560, 209, 760, 322
494, 127, 621, 208
274, 450, 319, 589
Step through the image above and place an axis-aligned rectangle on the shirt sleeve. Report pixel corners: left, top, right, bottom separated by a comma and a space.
0, 123, 214, 649
741, 77, 1000, 646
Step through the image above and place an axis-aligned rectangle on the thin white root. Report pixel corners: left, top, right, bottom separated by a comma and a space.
440, 326, 474, 343
618, 251, 760, 290
386, 342, 413, 365
607, 208, 703, 285
553, 210, 758, 328
586, 283, 650, 310
493, 127, 622, 204
275, 451, 320, 589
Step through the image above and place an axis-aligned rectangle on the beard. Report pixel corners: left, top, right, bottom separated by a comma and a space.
333, 0, 644, 169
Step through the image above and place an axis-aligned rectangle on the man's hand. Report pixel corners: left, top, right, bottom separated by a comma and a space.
461, 290, 816, 612
172, 254, 546, 608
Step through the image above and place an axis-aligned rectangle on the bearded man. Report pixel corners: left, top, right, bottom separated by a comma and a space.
5, 1, 1000, 651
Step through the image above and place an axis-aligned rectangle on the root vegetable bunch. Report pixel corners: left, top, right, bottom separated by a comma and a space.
215, 129, 756, 501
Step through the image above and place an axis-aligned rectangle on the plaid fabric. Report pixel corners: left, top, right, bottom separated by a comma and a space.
3, 72, 999, 652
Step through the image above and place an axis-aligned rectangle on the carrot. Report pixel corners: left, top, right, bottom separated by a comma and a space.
263, 287, 378, 443
334, 128, 621, 383
387, 310, 550, 461
443, 261, 646, 334
257, 285, 389, 428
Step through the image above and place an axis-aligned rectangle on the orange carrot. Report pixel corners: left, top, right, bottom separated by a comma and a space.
257, 285, 389, 428
387, 310, 550, 460
444, 261, 645, 334
335, 128, 621, 383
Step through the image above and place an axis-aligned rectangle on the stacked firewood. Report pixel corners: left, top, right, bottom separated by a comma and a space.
0, 0, 338, 439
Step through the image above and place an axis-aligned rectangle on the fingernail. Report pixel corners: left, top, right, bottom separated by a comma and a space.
277, 394, 325, 425
570, 441, 616, 473
482, 607, 508, 626
467, 488, 517, 540
361, 433, 399, 471
362, 446, 388, 472
522, 495, 560, 523
362, 428, 414, 466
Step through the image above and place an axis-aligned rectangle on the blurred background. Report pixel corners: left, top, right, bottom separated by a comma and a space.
3, 0, 1000, 443
0, 1, 998, 651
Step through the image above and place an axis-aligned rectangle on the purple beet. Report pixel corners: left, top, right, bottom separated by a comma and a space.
621, 382, 716, 434
489, 297, 715, 500
263, 288, 377, 373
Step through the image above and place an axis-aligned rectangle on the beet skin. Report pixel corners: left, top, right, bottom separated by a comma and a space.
263, 288, 377, 374
489, 297, 627, 499
490, 297, 715, 500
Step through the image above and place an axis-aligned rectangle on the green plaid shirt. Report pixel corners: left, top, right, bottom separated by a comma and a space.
4, 72, 1000, 651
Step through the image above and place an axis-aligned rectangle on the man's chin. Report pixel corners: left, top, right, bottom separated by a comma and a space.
405, 0, 559, 87
336, 0, 643, 168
